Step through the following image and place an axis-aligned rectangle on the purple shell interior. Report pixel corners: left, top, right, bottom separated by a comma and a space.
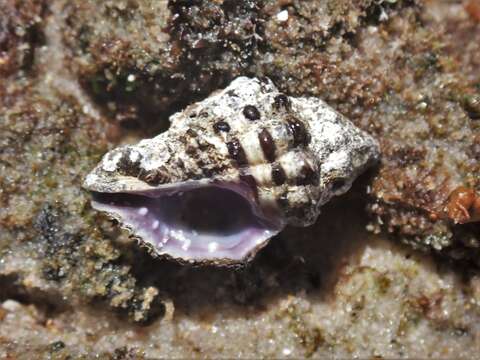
91, 182, 283, 262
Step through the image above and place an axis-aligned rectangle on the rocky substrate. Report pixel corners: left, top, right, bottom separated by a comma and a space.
1, 0, 480, 357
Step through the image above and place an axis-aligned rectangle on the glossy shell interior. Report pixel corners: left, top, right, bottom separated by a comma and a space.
91, 181, 284, 262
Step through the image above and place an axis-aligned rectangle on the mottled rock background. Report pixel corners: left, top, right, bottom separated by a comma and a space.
1, 0, 480, 358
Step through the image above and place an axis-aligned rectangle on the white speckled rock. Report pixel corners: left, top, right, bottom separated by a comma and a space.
83, 77, 380, 264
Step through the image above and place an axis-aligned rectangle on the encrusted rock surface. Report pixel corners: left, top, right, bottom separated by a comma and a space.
3, 199, 480, 358
58, 0, 260, 132
1, 0, 480, 357
0, 0, 46, 77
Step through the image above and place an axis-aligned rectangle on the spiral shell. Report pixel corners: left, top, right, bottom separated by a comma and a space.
84, 77, 379, 264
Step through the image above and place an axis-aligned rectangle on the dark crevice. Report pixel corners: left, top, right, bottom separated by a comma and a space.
0, 274, 69, 317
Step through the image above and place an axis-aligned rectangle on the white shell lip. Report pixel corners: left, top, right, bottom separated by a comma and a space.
87, 178, 285, 264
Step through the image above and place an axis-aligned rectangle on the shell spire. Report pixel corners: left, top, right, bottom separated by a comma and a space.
84, 77, 380, 264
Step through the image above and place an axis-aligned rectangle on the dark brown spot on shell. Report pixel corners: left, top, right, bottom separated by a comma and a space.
186, 128, 198, 137
226, 90, 238, 97
273, 94, 291, 111
286, 118, 311, 147
258, 129, 276, 162
227, 138, 248, 166
213, 121, 231, 133
243, 105, 261, 121
271, 164, 286, 186
297, 164, 319, 186
239, 174, 258, 199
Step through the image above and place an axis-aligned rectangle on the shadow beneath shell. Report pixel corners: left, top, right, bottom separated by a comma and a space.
121, 180, 374, 321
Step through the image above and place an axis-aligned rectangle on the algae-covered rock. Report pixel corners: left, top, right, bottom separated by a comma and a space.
0, 80, 163, 324
2, 0, 480, 357
0, 0, 46, 77
59, 0, 260, 132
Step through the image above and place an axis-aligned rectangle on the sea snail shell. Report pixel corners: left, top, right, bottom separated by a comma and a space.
84, 77, 380, 264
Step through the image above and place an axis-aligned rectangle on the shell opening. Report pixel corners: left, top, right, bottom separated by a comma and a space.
91, 184, 283, 262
